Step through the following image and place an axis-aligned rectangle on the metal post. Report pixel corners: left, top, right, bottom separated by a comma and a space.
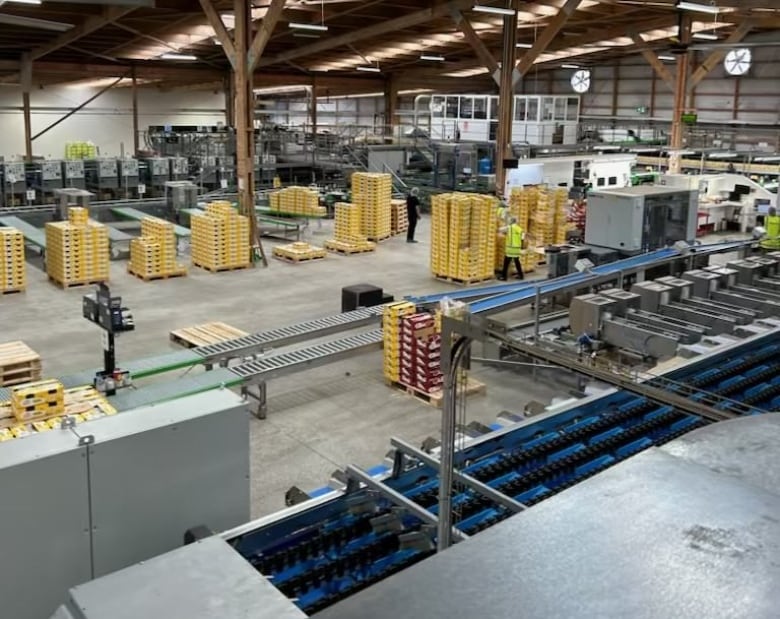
132, 66, 139, 156
21, 53, 32, 162
534, 284, 542, 339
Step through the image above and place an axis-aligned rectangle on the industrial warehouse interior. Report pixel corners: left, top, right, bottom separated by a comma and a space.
0, 0, 779, 617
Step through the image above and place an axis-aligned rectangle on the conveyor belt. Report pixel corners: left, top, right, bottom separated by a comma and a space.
0, 216, 46, 248
111, 207, 191, 237
195, 307, 385, 362
229, 329, 383, 383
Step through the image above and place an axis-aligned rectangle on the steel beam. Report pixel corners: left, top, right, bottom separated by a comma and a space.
131, 67, 139, 155
21, 53, 32, 162
391, 437, 526, 514
516, 0, 584, 76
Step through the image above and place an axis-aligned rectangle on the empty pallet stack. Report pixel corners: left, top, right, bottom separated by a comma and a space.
270, 186, 327, 217
325, 202, 376, 254
382, 301, 416, 383
45, 207, 109, 288
129, 217, 187, 281
390, 199, 409, 236
0, 227, 25, 294
0, 341, 41, 387
431, 192, 497, 284
353, 172, 392, 242
191, 201, 251, 272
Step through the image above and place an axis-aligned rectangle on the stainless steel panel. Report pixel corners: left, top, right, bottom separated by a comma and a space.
318, 418, 780, 619
0, 430, 91, 619
602, 318, 680, 358
727, 260, 763, 286
654, 276, 693, 302
569, 294, 617, 336
79, 391, 250, 577
599, 288, 641, 314
630, 281, 672, 312
681, 270, 721, 298
56, 537, 306, 619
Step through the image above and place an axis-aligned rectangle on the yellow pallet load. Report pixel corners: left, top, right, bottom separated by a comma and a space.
552, 187, 571, 245
431, 192, 498, 284
325, 202, 376, 254
390, 198, 409, 236
382, 301, 416, 382
129, 217, 187, 281
10, 379, 64, 423
353, 172, 392, 241
64, 141, 97, 160
529, 189, 555, 248
191, 201, 251, 272
0, 226, 26, 294
270, 186, 326, 217
45, 208, 109, 288
273, 241, 327, 264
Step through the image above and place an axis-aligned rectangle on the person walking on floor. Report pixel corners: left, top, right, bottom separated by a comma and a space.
499, 216, 525, 280
406, 187, 421, 243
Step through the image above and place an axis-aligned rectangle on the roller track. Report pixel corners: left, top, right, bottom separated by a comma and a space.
229, 331, 780, 616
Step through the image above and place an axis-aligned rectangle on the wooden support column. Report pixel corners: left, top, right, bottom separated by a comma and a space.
311, 77, 317, 166
732, 77, 740, 120
21, 53, 32, 161
224, 73, 235, 126
669, 14, 691, 174
686, 52, 697, 110
650, 70, 657, 117
233, 0, 259, 264
131, 66, 139, 155
383, 77, 397, 137
611, 60, 620, 116
495, 2, 518, 194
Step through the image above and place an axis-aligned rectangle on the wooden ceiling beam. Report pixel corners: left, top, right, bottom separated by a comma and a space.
689, 20, 754, 89
516, 0, 584, 76
247, 0, 286, 71
449, 5, 499, 85
628, 32, 675, 91
199, 0, 237, 68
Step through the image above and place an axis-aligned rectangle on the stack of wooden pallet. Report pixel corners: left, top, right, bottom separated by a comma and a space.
431, 192, 498, 284
129, 216, 187, 281
273, 242, 327, 264
390, 199, 409, 236
353, 172, 392, 241
45, 207, 109, 288
269, 186, 327, 217
0, 341, 41, 387
325, 202, 376, 255
382, 301, 416, 383
0, 226, 26, 294
191, 201, 251, 272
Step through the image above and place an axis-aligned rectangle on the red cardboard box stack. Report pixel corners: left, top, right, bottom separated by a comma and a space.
399, 313, 443, 394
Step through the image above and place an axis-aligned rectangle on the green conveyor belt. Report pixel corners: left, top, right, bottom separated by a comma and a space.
111, 207, 191, 237
60, 349, 203, 388
0, 216, 46, 248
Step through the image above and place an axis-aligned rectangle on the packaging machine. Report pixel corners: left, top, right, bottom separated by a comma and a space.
84, 159, 119, 196
62, 160, 86, 190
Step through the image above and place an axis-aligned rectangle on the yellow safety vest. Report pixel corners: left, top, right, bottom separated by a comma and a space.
767, 215, 780, 238
505, 224, 523, 257
497, 206, 506, 221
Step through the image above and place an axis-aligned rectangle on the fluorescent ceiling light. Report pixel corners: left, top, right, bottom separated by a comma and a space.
2, 0, 43, 4
692, 32, 718, 40
516, 42, 533, 48
676, 1, 721, 14
561, 63, 579, 69
289, 22, 328, 32
473, 5, 517, 16
420, 54, 445, 61
160, 53, 198, 60
356, 66, 381, 72
658, 55, 676, 61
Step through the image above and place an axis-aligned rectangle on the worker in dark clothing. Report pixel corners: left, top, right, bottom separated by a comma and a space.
406, 187, 421, 243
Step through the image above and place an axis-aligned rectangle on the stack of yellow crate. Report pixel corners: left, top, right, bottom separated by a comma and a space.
129, 217, 187, 280
431, 192, 497, 283
553, 188, 570, 245
382, 301, 416, 383
45, 208, 109, 288
325, 202, 376, 254
509, 187, 533, 233
353, 172, 392, 241
191, 201, 251, 272
530, 189, 555, 248
11, 379, 64, 423
270, 186, 326, 217
0, 227, 26, 294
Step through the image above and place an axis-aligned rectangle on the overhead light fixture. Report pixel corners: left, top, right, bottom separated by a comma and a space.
160, 53, 198, 61
356, 66, 381, 73
473, 5, 517, 16
561, 63, 579, 69
289, 22, 329, 32
516, 42, 533, 49
420, 54, 445, 61
658, 55, 676, 61
692, 32, 719, 40
676, 1, 722, 14
293, 33, 322, 39
212, 38, 222, 46
3, 0, 43, 4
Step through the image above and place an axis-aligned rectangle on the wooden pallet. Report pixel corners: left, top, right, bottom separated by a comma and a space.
386, 377, 486, 408
325, 240, 377, 255
0, 288, 24, 296
128, 267, 187, 282
434, 275, 495, 287
367, 234, 392, 243
48, 276, 106, 289
0, 341, 42, 388
273, 253, 326, 264
192, 261, 250, 273
170, 321, 249, 349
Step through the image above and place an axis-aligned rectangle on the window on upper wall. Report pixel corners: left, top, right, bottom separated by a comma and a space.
526, 97, 539, 122
597, 177, 605, 187
542, 97, 554, 121
446, 97, 459, 118
431, 96, 444, 118
460, 97, 474, 119
490, 97, 498, 120
474, 97, 487, 119
555, 98, 567, 121
567, 97, 579, 121
609, 176, 617, 186
515, 97, 527, 121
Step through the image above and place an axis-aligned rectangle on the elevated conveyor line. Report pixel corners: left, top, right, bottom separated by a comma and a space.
111, 206, 191, 238
0, 216, 46, 249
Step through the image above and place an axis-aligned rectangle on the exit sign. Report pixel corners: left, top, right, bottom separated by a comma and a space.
681, 112, 698, 125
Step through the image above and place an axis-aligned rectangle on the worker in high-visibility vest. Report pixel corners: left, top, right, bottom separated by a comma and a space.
762, 206, 780, 250
499, 216, 524, 281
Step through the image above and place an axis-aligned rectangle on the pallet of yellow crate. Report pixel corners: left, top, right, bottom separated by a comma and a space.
0, 384, 116, 441
0, 341, 41, 387
324, 239, 376, 255
128, 218, 187, 281
270, 187, 327, 217
272, 242, 327, 264
191, 204, 251, 272
45, 213, 110, 288
382, 301, 416, 382
0, 226, 26, 294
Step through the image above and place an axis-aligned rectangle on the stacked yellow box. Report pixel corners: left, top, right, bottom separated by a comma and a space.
191, 201, 251, 272
68, 207, 89, 227
530, 190, 555, 248
382, 301, 416, 382
509, 186, 533, 233
553, 188, 570, 245
390, 199, 409, 236
129, 217, 187, 280
45, 209, 109, 288
270, 186, 326, 217
11, 379, 64, 423
272, 242, 326, 263
353, 172, 392, 241
0, 227, 26, 294
431, 192, 497, 283
325, 202, 376, 254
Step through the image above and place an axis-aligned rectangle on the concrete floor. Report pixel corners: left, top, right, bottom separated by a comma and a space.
0, 216, 559, 517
